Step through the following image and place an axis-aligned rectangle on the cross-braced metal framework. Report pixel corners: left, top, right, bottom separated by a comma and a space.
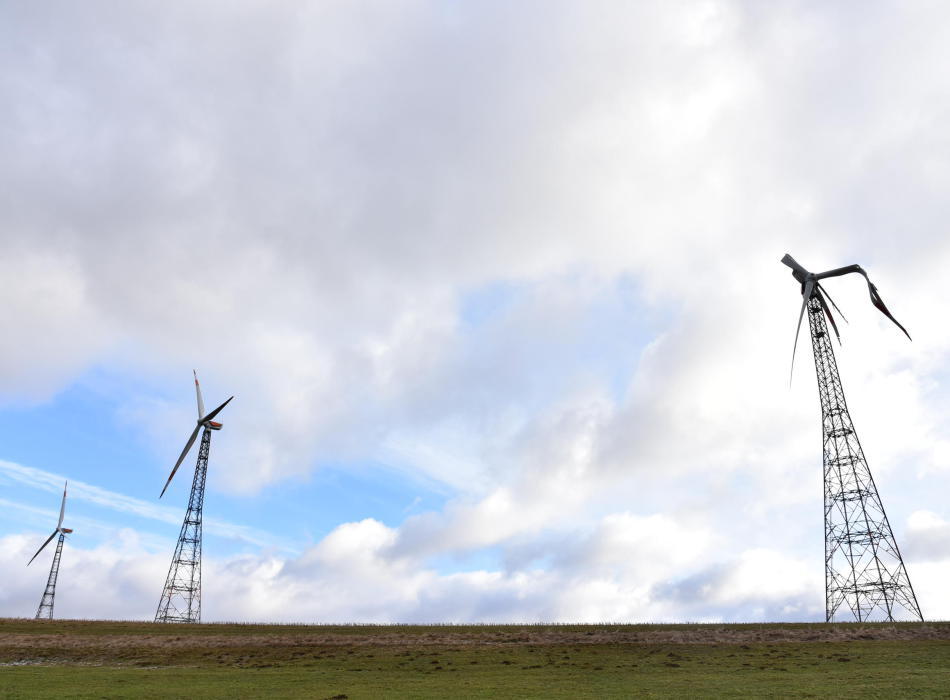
155, 428, 211, 623
35, 532, 65, 620
808, 294, 922, 622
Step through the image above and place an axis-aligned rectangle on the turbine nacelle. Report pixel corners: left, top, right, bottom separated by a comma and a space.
195, 369, 225, 430
781, 253, 812, 287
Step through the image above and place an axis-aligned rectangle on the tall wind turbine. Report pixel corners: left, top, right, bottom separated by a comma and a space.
28, 481, 72, 620
155, 371, 232, 623
782, 254, 922, 622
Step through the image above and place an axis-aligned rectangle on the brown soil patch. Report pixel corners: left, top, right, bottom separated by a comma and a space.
2, 622, 949, 651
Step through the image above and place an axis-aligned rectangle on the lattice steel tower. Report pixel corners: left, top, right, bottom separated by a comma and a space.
155, 371, 232, 624
155, 429, 211, 623
35, 532, 66, 619
783, 254, 922, 622
807, 295, 922, 622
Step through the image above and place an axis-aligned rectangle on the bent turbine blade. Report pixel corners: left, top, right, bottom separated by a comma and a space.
814, 288, 841, 343
814, 264, 912, 340
868, 283, 912, 341
160, 424, 202, 498
28, 530, 59, 566
201, 396, 233, 424
790, 279, 815, 385
816, 283, 848, 325
58, 481, 67, 530
813, 263, 865, 281
194, 370, 205, 421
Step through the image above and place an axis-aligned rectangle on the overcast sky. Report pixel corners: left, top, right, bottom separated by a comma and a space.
2, 0, 950, 623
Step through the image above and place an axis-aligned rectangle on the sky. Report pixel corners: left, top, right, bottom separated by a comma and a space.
2, 0, 950, 623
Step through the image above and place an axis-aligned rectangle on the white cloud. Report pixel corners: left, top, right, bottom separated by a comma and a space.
0, 509, 802, 623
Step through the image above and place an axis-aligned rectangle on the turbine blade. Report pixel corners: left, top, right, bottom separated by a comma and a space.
194, 370, 206, 421
868, 283, 912, 341
814, 264, 912, 340
201, 396, 233, 423
58, 481, 67, 530
28, 530, 58, 566
814, 288, 841, 344
816, 283, 848, 325
160, 424, 202, 498
813, 263, 866, 281
790, 279, 815, 385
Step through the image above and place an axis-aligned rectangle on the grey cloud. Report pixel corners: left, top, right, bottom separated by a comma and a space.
903, 512, 950, 563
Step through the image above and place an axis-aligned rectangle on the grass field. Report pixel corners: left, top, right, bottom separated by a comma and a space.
1, 618, 949, 698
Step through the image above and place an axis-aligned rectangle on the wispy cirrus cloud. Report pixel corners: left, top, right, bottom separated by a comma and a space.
0, 460, 290, 552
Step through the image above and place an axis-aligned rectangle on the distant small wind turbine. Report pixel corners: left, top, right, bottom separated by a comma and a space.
155, 370, 233, 623
28, 481, 72, 620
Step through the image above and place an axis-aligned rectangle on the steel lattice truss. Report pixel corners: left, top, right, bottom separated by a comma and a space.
155, 428, 211, 623
808, 295, 922, 622
35, 532, 65, 620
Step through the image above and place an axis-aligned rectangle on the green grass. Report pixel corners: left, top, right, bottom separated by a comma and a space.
1, 619, 949, 698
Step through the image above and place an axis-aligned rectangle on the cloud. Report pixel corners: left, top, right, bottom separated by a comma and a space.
0, 510, 807, 623
3, 0, 950, 495
904, 510, 950, 563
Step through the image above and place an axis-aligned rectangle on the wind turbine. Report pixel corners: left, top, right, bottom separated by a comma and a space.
155, 371, 232, 623
781, 254, 922, 622
28, 481, 72, 620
